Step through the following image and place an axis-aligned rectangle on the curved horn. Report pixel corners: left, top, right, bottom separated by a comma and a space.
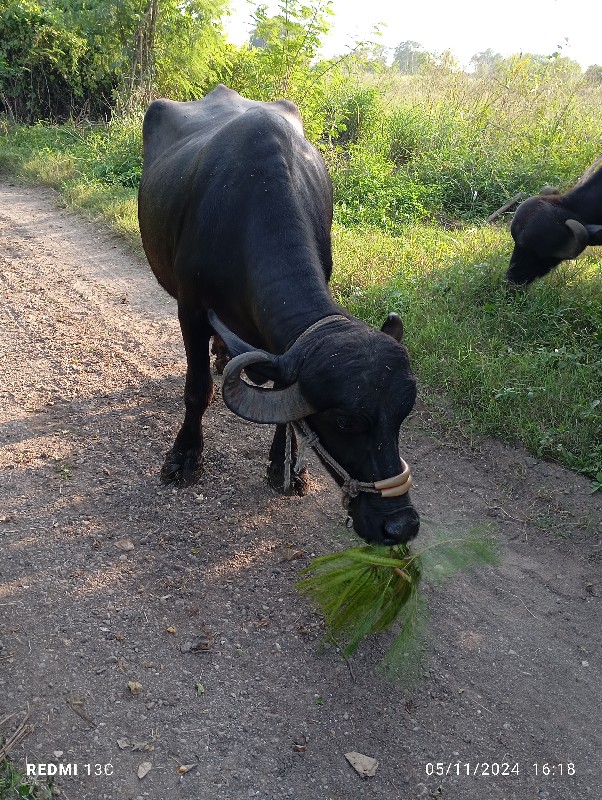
221, 351, 315, 424
552, 219, 589, 259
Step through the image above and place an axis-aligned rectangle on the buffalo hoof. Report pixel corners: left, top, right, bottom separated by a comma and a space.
161, 448, 202, 485
267, 464, 311, 496
503, 278, 527, 296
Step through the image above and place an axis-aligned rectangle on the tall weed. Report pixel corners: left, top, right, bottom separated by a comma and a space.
327, 59, 602, 229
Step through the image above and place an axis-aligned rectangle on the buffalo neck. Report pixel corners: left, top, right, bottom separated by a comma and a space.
565, 167, 602, 222
248, 252, 341, 354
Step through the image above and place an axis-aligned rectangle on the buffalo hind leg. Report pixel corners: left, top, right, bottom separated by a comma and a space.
211, 334, 230, 375
267, 424, 311, 496
162, 305, 213, 485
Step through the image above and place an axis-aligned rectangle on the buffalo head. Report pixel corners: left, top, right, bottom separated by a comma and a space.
507, 193, 602, 286
209, 311, 419, 546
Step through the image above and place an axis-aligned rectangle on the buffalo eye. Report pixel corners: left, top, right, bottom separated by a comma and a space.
335, 414, 365, 433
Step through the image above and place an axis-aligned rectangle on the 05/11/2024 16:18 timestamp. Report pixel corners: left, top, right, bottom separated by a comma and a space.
425, 762, 576, 778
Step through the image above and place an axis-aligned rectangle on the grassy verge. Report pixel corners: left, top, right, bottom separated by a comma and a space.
1, 711, 51, 799
1, 121, 600, 483
0, 759, 52, 799
331, 224, 601, 479
0, 119, 141, 248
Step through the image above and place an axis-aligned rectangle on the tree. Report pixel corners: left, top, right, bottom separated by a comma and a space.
432, 49, 458, 71
89, 0, 231, 108
226, 0, 335, 138
237, 1, 333, 97
145, 0, 230, 102
0, 0, 230, 120
0, 1, 93, 120
584, 64, 602, 85
392, 41, 429, 75
345, 42, 389, 73
470, 49, 503, 76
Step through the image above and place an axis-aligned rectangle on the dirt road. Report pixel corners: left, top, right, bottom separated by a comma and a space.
1, 182, 600, 799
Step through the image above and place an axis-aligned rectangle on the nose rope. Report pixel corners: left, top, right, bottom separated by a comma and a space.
282, 313, 349, 493
283, 418, 412, 507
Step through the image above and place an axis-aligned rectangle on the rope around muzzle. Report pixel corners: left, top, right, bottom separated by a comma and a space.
283, 418, 413, 507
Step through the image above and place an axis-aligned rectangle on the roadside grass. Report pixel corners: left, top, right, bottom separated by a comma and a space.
0, 713, 48, 799
0, 120, 141, 247
331, 223, 602, 479
0, 759, 52, 800
1, 120, 600, 482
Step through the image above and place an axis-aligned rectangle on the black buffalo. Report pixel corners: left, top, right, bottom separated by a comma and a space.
138, 85, 419, 545
507, 160, 602, 285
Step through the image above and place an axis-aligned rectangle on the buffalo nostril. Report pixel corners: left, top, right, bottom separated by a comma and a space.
383, 510, 420, 544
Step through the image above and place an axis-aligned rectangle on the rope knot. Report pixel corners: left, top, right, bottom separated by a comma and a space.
291, 419, 407, 509
342, 478, 362, 509
283, 422, 293, 493
293, 423, 316, 476
301, 430, 319, 448
344, 478, 361, 498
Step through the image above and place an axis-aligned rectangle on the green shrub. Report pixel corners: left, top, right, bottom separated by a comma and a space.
325, 58, 602, 227
328, 145, 431, 231
324, 85, 382, 146
0, 0, 116, 122
83, 117, 144, 189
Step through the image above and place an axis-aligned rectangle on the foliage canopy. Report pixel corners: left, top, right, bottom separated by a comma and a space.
0, 0, 230, 120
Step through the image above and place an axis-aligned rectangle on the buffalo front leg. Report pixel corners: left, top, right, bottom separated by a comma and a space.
161, 305, 213, 485
267, 424, 311, 496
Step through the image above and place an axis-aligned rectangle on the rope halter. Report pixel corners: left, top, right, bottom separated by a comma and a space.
286, 419, 412, 507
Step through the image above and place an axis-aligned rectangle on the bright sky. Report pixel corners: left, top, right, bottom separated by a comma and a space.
223, 0, 600, 70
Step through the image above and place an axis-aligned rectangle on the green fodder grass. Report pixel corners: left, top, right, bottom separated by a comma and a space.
331, 223, 602, 479
296, 522, 500, 683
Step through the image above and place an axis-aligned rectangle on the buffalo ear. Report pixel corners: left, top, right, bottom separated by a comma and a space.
586, 224, 602, 245
539, 185, 560, 196
381, 312, 404, 342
